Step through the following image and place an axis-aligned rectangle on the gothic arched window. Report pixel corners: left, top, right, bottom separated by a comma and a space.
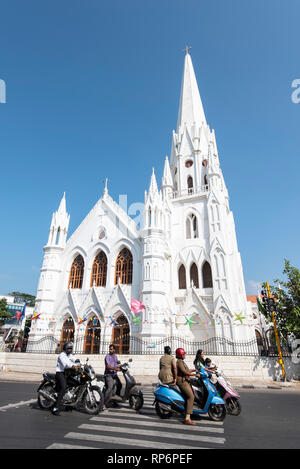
186, 214, 198, 239
148, 207, 152, 227
187, 176, 194, 194
190, 263, 199, 288
68, 255, 84, 289
90, 251, 107, 287
115, 248, 133, 285
55, 227, 61, 245
178, 264, 187, 289
202, 261, 213, 288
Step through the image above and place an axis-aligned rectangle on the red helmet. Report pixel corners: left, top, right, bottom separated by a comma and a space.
176, 348, 186, 359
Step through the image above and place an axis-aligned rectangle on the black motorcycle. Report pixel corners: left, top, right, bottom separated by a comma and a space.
97, 359, 144, 410
37, 358, 103, 415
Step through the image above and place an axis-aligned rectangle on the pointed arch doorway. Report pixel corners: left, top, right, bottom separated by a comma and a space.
59, 316, 75, 351
111, 313, 130, 354
84, 317, 101, 354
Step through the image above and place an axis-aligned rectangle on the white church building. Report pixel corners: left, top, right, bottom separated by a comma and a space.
29, 51, 257, 354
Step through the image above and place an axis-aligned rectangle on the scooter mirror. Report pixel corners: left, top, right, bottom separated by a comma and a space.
129, 358, 133, 362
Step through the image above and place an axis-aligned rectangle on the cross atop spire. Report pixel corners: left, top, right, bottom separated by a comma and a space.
182, 45, 192, 55
103, 178, 109, 194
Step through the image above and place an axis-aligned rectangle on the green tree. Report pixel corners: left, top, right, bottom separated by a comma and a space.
8, 292, 36, 307
0, 298, 11, 326
262, 259, 300, 341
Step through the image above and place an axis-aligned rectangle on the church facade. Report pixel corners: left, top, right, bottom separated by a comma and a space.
29, 52, 256, 354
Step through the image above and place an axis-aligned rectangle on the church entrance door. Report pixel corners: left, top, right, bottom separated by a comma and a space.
84, 318, 101, 354
111, 313, 130, 354
59, 316, 75, 351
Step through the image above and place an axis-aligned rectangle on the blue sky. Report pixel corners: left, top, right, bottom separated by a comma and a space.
0, 0, 299, 296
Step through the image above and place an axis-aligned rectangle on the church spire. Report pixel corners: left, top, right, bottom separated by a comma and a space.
177, 50, 207, 134
47, 192, 70, 247
57, 192, 66, 214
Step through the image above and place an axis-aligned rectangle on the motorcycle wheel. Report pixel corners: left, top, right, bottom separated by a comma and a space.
208, 404, 226, 421
226, 397, 241, 416
129, 393, 144, 411
82, 385, 104, 415
37, 383, 55, 410
155, 401, 172, 419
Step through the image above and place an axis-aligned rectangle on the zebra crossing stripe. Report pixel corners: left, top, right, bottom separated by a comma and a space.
105, 409, 224, 425
90, 416, 224, 433
47, 443, 97, 449
64, 432, 209, 449
78, 423, 225, 445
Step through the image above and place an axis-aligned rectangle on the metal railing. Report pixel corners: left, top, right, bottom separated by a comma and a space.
172, 185, 209, 199
19, 334, 292, 357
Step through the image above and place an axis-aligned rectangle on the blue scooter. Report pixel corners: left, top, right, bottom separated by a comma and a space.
153, 369, 226, 421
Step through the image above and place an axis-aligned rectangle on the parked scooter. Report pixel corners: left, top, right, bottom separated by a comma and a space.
97, 358, 144, 411
37, 358, 104, 415
214, 370, 241, 416
153, 368, 226, 421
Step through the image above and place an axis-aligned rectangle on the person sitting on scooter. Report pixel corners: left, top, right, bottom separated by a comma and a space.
158, 346, 177, 386
193, 349, 212, 374
176, 348, 200, 426
104, 344, 122, 409
204, 358, 218, 384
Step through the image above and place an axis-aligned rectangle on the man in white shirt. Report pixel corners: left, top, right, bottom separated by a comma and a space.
52, 342, 78, 416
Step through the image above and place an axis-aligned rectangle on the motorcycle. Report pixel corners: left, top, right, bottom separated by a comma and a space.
153, 368, 226, 422
37, 358, 104, 415
214, 369, 241, 416
97, 358, 144, 411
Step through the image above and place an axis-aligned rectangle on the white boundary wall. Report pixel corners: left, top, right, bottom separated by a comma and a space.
0, 353, 299, 381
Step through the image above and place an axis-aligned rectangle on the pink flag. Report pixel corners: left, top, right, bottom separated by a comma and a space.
131, 298, 146, 314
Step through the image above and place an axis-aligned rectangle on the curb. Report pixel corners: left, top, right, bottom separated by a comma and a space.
0, 374, 298, 389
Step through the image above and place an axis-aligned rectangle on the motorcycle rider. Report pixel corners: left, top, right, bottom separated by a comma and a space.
104, 344, 122, 408
158, 346, 177, 386
176, 348, 200, 426
51, 341, 79, 416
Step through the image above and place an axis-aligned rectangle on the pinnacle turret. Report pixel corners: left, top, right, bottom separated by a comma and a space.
161, 157, 173, 188
148, 168, 159, 198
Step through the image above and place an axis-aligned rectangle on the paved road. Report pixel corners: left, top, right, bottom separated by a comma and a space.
0, 382, 299, 449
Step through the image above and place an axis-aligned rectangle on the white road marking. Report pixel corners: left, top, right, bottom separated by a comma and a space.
0, 399, 36, 412
90, 416, 224, 433
78, 423, 225, 445
48, 388, 226, 450
64, 432, 209, 449
47, 443, 97, 449
105, 408, 224, 424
